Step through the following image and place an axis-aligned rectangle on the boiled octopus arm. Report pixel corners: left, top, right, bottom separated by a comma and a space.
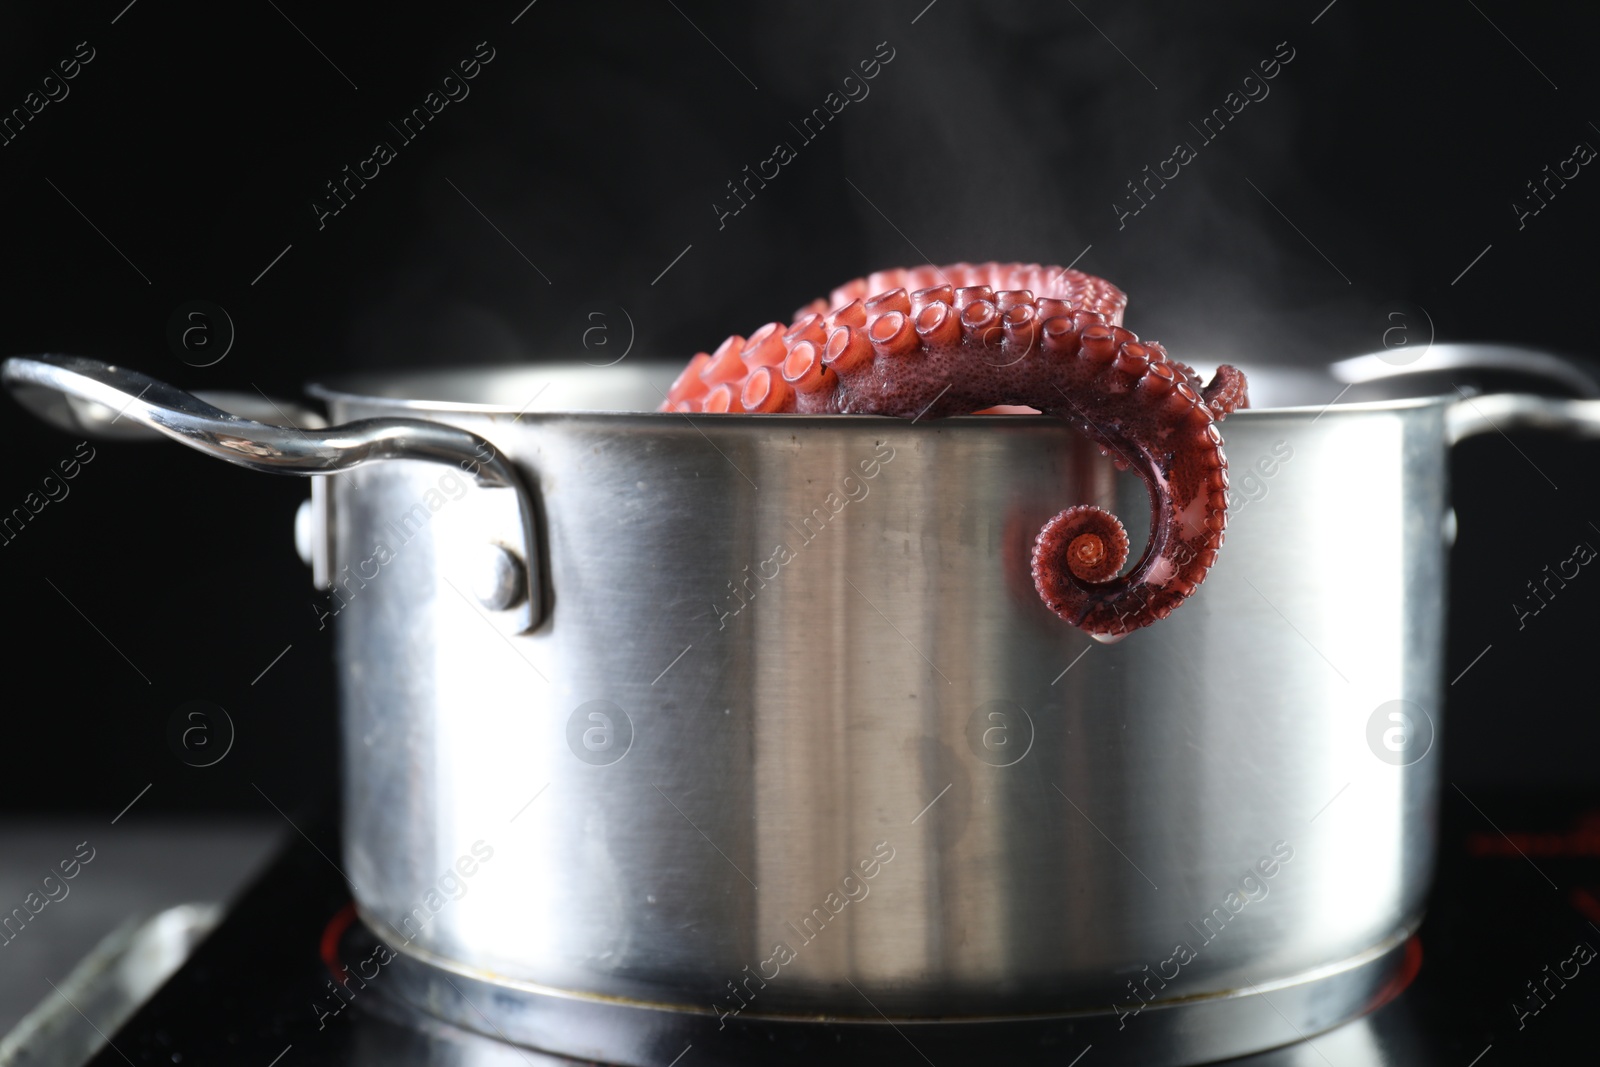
1030, 402, 1227, 638
661, 262, 1245, 636
1200, 363, 1250, 419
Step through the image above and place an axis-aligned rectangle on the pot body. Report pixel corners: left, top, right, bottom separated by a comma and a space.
324, 370, 1448, 1023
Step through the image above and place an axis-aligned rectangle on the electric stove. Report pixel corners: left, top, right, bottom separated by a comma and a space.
26, 789, 1600, 1066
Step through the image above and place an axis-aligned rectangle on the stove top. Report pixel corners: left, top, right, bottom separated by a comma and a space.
52, 790, 1600, 1066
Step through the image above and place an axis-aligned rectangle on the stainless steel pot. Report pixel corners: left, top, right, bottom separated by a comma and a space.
8, 346, 1600, 1066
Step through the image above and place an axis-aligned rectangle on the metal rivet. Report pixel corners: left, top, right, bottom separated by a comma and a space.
294, 498, 315, 567
472, 544, 525, 611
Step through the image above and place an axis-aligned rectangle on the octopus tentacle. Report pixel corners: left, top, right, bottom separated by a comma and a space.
1036, 505, 1130, 583
660, 261, 1247, 636
1200, 363, 1250, 419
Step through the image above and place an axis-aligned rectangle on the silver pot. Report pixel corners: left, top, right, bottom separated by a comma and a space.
7, 347, 1599, 1066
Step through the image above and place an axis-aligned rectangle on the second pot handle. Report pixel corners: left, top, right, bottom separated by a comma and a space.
2, 354, 544, 632
1447, 393, 1600, 445
1328, 341, 1600, 445
1334, 342, 1600, 400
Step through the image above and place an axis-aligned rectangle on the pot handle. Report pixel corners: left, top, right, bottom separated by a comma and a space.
1447, 392, 1600, 445
1334, 342, 1600, 400
1326, 341, 1600, 445
2, 354, 544, 632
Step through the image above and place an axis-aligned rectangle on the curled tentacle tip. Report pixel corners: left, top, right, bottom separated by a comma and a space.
1066, 533, 1112, 581
1032, 505, 1130, 590
1202, 364, 1251, 419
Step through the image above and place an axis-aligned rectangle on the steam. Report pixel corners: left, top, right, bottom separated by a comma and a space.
345, 3, 1389, 390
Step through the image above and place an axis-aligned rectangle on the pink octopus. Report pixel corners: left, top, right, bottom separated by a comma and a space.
661, 262, 1247, 636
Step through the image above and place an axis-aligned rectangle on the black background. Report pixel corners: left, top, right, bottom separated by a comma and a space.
1, 0, 1597, 816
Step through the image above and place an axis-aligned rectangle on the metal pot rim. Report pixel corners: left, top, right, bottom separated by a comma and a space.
302, 362, 1458, 422
305, 343, 1598, 420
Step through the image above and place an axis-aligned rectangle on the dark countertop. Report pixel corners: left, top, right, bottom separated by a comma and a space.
0, 820, 280, 1038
